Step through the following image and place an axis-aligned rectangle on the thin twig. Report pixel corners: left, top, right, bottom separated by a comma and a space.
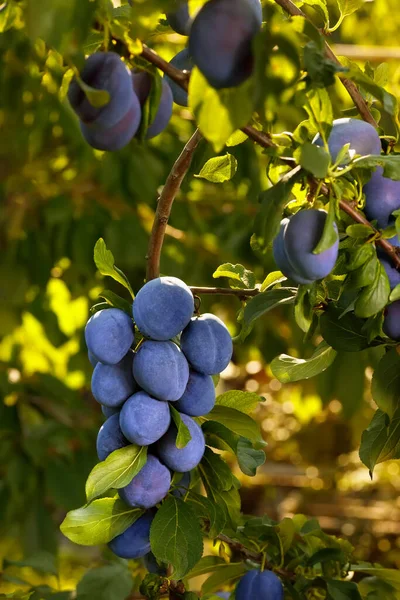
146, 129, 203, 280
190, 286, 260, 297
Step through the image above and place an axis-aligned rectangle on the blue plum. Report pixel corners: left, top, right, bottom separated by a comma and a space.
88, 350, 98, 367
85, 308, 134, 365
108, 511, 154, 559
133, 341, 189, 401
133, 276, 194, 340
156, 413, 205, 471
96, 413, 129, 461
248, 0, 263, 25
166, 1, 193, 35
171, 471, 191, 497
180, 313, 233, 375
364, 167, 400, 228
119, 454, 171, 508
378, 236, 400, 290
282, 209, 339, 281
164, 49, 193, 106
119, 391, 171, 445
92, 352, 136, 408
235, 569, 284, 600
175, 369, 216, 416
80, 100, 141, 151
68, 52, 136, 128
131, 72, 173, 139
143, 552, 167, 575
189, 0, 261, 89
101, 405, 120, 418
273, 218, 314, 285
313, 118, 381, 163
383, 301, 400, 341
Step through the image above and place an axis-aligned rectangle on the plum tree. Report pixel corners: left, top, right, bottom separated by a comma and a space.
91, 353, 136, 408
119, 455, 171, 509
119, 391, 171, 445
164, 49, 193, 106
131, 72, 173, 139
85, 308, 134, 365
273, 218, 314, 285
364, 167, 400, 228
180, 313, 233, 375
235, 569, 284, 600
156, 413, 205, 471
188, 0, 261, 89
175, 370, 216, 416
80, 102, 141, 151
133, 276, 194, 340
108, 511, 154, 559
101, 405, 119, 418
383, 301, 400, 341
276, 209, 339, 282
313, 117, 381, 163
143, 552, 168, 575
166, 1, 193, 35
132, 341, 189, 401
96, 413, 129, 461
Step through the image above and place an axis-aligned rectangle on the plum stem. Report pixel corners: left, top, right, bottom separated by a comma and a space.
189, 286, 260, 298
146, 128, 203, 280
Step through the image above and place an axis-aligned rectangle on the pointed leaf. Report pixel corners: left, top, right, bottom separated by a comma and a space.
271, 341, 337, 383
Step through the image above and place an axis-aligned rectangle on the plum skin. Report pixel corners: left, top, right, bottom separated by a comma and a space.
80, 100, 141, 152
85, 308, 134, 366
133, 276, 194, 341
180, 313, 233, 375
133, 341, 189, 402
108, 511, 154, 559
91, 353, 136, 408
131, 72, 173, 139
96, 413, 129, 461
119, 455, 171, 509
166, 1, 193, 35
156, 413, 205, 472
383, 301, 400, 341
188, 0, 261, 89
273, 218, 314, 285
364, 167, 400, 228
164, 49, 193, 107
119, 391, 171, 446
175, 370, 216, 416
313, 117, 381, 163
235, 569, 284, 600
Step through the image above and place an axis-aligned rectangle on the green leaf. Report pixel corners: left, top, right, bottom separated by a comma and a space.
226, 130, 248, 147
85, 445, 147, 503
371, 349, 400, 418
354, 262, 390, 318
3, 552, 57, 576
195, 155, 238, 183
186, 492, 226, 538
206, 405, 265, 447
201, 563, 246, 595
98, 290, 133, 315
296, 142, 330, 178
213, 263, 256, 289
0, 2, 22, 32
94, 239, 135, 299
346, 244, 375, 271
237, 438, 266, 476
304, 40, 346, 88
170, 405, 192, 449
76, 564, 133, 600
150, 497, 203, 580
260, 271, 286, 291
359, 408, 400, 475
216, 390, 263, 414
305, 88, 333, 140
326, 579, 362, 600
346, 224, 372, 239
185, 556, 227, 579
239, 287, 298, 340
60, 498, 143, 546
189, 68, 253, 152
352, 566, 400, 591
199, 455, 241, 528
320, 305, 369, 352
313, 199, 338, 254
390, 284, 400, 302
75, 77, 110, 109
352, 154, 400, 180
301, 0, 330, 24
200, 448, 237, 492
337, 0, 365, 20
271, 341, 337, 383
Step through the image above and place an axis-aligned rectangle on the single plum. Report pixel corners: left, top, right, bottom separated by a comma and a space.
164, 49, 193, 106
166, 1, 193, 35
119, 391, 171, 445
235, 569, 284, 600
383, 301, 400, 341
189, 0, 261, 89
171, 471, 191, 498
108, 510, 154, 559
85, 308, 134, 365
133, 276, 194, 341
133, 341, 189, 401
119, 454, 171, 509
96, 413, 129, 461
181, 313, 233, 375
364, 167, 400, 228
143, 552, 168, 575
156, 413, 205, 472
131, 72, 173, 139
313, 117, 381, 164
273, 218, 314, 285
91, 352, 136, 408
175, 369, 216, 416
80, 100, 141, 151
68, 52, 136, 128
101, 405, 120, 418
378, 237, 400, 290
283, 209, 339, 281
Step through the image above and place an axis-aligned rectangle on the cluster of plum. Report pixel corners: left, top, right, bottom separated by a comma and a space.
68, 52, 173, 151
85, 277, 233, 561
273, 117, 400, 341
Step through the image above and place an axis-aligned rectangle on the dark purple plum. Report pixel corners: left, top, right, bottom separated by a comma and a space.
119, 391, 171, 446
119, 455, 171, 508
156, 413, 205, 472
383, 301, 400, 341
235, 569, 284, 600
273, 218, 314, 285
164, 49, 193, 106
108, 511, 154, 559
364, 167, 400, 228
96, 413, 129, 461
175, 369, 216, 416
131, 72, 173, 139
85, 308, 134, 365
181, 314, 233, 375
166, 1, 193, 35
143, 552, 168, 575
91, 353, 136, 408
80, 101, 141, 151
313, 118, 381, 164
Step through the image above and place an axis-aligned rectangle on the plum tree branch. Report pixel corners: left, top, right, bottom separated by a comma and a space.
190, 286, 260, 297
146, 129, 203, 280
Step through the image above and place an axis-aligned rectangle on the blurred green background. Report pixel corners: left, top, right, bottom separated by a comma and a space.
1, 0, 400, 594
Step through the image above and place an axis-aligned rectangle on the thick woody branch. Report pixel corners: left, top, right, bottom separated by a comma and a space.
146, 129, 202, 280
